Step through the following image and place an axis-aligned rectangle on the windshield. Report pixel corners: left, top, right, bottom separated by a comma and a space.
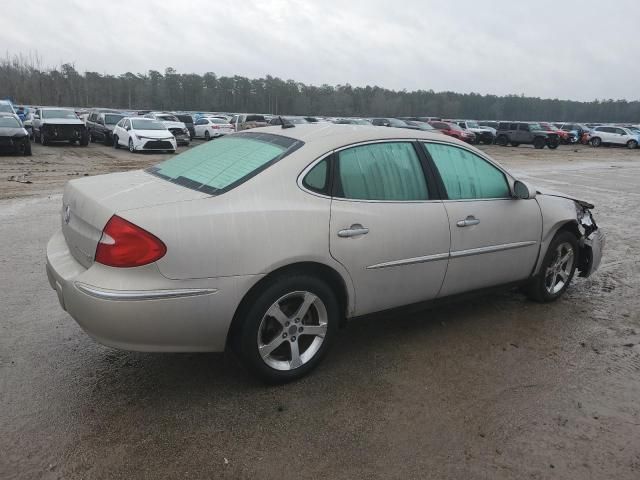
529, 123, 542, 131
210, 118, 228, 124
147, 132, 302, 195
0, 116, 21, 127
131, 119, 166, 130
157, 114, 179, 122
0, 104, 14, 113
105, 114, 125, 125
42, 109, 77, 119
388, 118, 408, 127
466, 121, 479, 128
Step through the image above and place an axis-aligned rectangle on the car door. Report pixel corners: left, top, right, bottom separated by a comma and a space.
119, 119, 131, 145
328, 141, 451, 316
422, 142, 542, 297
613, 127, 627, 145
516, 123, 530, 143
193, 118, 204, 137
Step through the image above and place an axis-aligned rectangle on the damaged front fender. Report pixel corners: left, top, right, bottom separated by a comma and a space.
575, 204, 605, 278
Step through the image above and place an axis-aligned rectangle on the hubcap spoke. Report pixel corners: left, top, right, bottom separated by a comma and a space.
266, 303, 290, 326
300, 324, 327, 338
293, 292, 317, 321
289, 341, 302, 368
259, 337, 285, 359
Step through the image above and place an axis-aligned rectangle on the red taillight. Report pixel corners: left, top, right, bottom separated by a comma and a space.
95, 215, 166, 268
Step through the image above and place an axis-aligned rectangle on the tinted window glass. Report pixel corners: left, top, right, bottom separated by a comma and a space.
509, 123, 519, 130
423, 143, 509, 200
303, 159, 328, 194
336, 142, 428, 201
518, 123, 529, 131
148, 132, 302, 195
498, 122, 509, 130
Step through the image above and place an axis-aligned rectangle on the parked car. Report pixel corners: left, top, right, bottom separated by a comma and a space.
428, 121, 476, 143
450, 119, 495, 144
44, 124, 604, 382
370, 118, 421, 130
143, 112, 190, 146
538, 122, 574, 144
193, 117, 234, 140
557, 123, 590, 142
404, 120, 437, 131
86, 111, 125, 145
333, 118, 371, 125
229, 114, 268, 131
174, 114, 196, 139
478, 121, 499, 131
495, 122, 560, 149
269, 116, 310, 126
0, 112, 31, 155
0, 100, 16, 114
589, 126, 640, 149
32, 107, 89, 146
112, 117, 177, 153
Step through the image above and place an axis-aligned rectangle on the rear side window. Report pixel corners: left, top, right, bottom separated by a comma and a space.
147, 132, 303, 195
335, 142, 429, 201
302, 159, 329, 194
246, 115, 265, 122
423, 143, 509, 200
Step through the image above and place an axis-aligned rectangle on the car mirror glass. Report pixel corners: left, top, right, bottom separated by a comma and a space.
513, 180, 535, 200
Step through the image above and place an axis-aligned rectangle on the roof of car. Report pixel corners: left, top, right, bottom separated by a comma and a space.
250, 124, 469, 151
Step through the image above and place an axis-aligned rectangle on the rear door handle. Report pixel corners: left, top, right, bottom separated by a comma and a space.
338, 224, 369, 238
456, 216, 480, 227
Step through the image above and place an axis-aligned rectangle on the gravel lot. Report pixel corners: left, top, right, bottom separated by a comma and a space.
1, 140, 639, 479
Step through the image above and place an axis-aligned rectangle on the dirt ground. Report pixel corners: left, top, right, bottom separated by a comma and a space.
1, 140, 639, 479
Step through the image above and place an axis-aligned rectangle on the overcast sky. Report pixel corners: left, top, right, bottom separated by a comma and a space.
2, 0, 638, 101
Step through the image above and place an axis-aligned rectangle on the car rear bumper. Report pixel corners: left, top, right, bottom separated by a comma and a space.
46, 228, 260, 352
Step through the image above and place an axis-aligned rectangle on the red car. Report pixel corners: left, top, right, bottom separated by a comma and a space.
539, 122, 574, 144
428, 121, 476, 143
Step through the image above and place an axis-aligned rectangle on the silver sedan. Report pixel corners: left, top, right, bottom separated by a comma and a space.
46, 124, 604, 382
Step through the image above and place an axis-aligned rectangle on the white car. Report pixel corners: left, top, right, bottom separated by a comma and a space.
112, 117, 177, 153
46, 125, 604, 383
193, 117, 234, 140
589, 126, 640, 149
144, 112, 191, 146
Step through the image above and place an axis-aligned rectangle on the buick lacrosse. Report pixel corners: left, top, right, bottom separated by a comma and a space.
46, 124, 604, 382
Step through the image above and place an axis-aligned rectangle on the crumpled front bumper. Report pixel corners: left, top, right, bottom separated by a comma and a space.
578, 229, 605, 277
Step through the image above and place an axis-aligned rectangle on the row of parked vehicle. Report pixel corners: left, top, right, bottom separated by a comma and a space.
3, 99, 640, 154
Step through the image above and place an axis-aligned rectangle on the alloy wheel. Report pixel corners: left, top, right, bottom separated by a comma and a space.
544, 242, 574, 295
257, 291, 328, 371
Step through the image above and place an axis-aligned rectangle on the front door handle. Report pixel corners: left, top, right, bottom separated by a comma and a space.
456, 216, 480, 227
338, 224, 369, 238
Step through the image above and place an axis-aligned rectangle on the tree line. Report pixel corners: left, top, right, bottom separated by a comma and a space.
1, 53, 639, 122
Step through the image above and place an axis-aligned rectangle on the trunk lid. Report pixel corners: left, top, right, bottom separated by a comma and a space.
61, 170, 208, 268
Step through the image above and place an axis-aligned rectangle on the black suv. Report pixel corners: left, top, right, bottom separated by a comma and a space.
496, 122, 560, 149
86, 111, 125, 145
174, 114, 195, 139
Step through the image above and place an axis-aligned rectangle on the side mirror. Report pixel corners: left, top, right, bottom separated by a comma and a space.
125, 126, 131, 131
513, 180, 536, 200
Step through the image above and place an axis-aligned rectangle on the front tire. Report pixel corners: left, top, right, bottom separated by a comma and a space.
627, 140, 638, 149
113, 135, 119, 149
128, 139, 135, 153
591, 137, 602, 147
236, 275, 339, 383
524, 231, 578, 303
496, 135, 508, 146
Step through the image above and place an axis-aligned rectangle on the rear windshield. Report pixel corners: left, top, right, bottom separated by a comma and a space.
42, 109, 77, 119
147, 132, 303, 195
246, 115, 265, 122
105, 114, 124, 124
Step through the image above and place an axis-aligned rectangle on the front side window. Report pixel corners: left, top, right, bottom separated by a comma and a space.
105, 114, 124, 125
148, 132, 302, 195
335, 142, 429, 201
423, 143, 510, 200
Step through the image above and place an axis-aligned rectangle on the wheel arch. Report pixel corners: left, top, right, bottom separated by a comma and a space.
226, 261, 353, 348
533, 219, 581, 276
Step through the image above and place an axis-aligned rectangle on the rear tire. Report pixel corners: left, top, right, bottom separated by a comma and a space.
205, 131, 211, 141
496, 135, 508, 146
235, 274, 339, 383
524, 231, 579, 303
591, 137, 602, 147
547, 138, 560, 149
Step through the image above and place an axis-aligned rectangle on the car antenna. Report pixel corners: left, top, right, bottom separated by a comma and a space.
279, 116, 295, 129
